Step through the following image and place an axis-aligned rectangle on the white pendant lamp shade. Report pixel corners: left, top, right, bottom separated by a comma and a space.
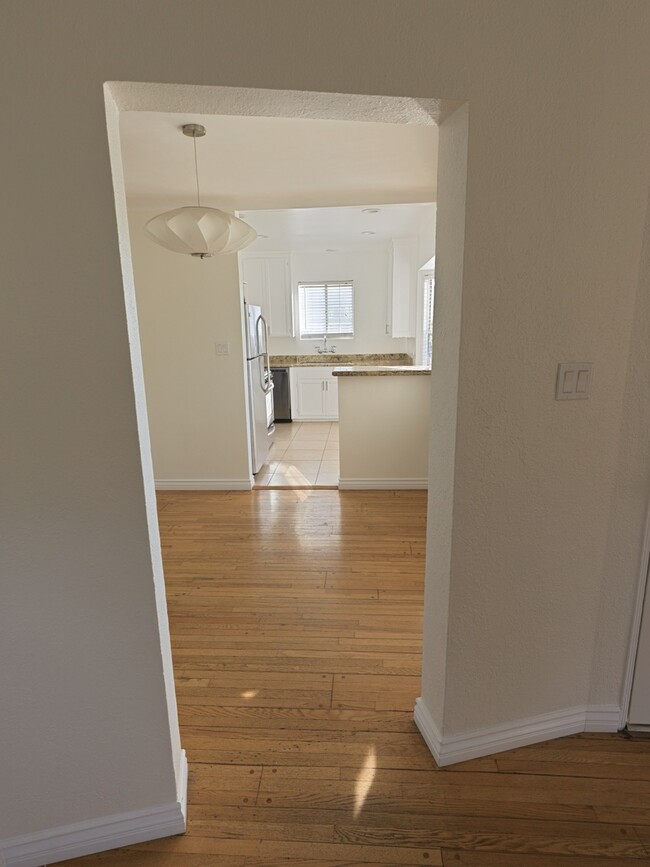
145, 123, 257, 258
145, 206, 257, 257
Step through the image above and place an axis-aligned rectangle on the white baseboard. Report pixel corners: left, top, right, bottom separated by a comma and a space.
584, 704, 622, 731
291, 416, 339, 422
176, 748, 189, 821
413, 698, 444, 764
155, 478, 253, 491
414, 698, 620, 767
339, 477, 428, 490
1, 751, 188, 867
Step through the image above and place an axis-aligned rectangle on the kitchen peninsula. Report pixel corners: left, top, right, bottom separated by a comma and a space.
331, 364, 431, 490
269, 353, 431, 489
269, 354, 413, 423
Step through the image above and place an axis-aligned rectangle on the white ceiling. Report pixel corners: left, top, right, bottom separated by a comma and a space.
240, 203, 436, 252
120, 111, 437, 211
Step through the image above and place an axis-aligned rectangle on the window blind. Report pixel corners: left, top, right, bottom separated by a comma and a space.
422, 273, 434, 367
299, 281, 354, 339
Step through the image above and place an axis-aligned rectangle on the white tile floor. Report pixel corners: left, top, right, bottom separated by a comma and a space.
254, 422, 339, 487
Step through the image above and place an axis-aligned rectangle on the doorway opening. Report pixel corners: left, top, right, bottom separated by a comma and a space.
110, 91, 446, 494
104, 83, 468, 825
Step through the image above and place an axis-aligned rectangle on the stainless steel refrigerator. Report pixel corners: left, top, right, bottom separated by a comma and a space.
245, 303, 274, 473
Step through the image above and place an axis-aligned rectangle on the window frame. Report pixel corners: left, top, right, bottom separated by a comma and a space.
415, 268, 435, 367
298, 280, 355, 340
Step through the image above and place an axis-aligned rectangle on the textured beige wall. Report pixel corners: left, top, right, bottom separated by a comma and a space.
589, 188, 650, 708
3, 0, 650, 845
128, 209, 251, 485
432, 7, 650, 731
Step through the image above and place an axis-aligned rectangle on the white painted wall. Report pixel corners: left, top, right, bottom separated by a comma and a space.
589, 187, 650, 714
337, 376, 431, 487
127, 208, 251, 487
268, 249, 409, 356
420, 104, 468, 731
3, 0, 650, 853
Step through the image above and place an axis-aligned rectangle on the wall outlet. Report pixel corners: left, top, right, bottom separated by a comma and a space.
215, 342, 230, 356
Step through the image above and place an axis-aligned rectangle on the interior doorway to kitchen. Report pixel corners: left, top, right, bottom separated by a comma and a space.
116, 103, 439, 492
104, 78, 466, 859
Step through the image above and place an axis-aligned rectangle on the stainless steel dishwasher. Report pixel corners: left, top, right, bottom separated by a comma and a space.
270, 367, 292, 422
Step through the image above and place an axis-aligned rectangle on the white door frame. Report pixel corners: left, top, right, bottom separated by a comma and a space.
619, 492, 650, 727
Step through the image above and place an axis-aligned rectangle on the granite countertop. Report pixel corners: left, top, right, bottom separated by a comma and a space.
331, 365, 431, 377
269, 353, 412, 367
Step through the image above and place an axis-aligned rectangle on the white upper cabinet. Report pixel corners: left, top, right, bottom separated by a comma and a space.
241, 257, 267, 311
265, 257, 293, 337
240, 254, 293, 337
389, 237, 418, 338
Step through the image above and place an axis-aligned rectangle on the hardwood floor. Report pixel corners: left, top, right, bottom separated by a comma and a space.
60, 490, 650, 866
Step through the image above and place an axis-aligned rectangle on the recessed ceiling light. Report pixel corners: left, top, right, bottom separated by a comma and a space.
258, 234, 269, 239
325, 248, 337, 252
361, 231, 376, 235
362, 208, 380, 214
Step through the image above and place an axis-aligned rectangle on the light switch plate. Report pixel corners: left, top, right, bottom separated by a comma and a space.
215, 342, 230, 356
556, 362, 592, 400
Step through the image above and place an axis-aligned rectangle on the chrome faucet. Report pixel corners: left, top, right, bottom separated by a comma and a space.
315, 335, 337, 354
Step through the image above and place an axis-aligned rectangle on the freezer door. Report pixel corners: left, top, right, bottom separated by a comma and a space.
248, 358, 272, 473
245, 303, 262, 359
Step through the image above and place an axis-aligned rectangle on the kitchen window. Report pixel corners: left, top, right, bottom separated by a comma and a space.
298, 281, 354, 339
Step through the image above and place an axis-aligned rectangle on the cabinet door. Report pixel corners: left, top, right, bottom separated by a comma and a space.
323, 372, 339, 420
391, 237, 418, 338
241, 255, 293, 337
241, 257, 268, 317
266, 257, 293, 337
291, 367, 340, 420
296, 377, 327, 419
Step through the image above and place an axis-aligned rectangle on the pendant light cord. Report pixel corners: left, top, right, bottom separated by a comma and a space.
193, 133, 201, 207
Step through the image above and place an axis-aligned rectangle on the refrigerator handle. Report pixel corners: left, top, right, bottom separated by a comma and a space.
258, 355, 274, 395
257, 314, 273, 394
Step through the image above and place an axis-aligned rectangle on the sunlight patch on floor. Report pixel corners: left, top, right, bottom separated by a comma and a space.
353, 745, 377, 819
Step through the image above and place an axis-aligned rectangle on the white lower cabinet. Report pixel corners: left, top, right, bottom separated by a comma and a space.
290, 367, 339, 420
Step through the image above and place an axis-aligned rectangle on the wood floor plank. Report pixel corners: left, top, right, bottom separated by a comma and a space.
630, 824, 650, 843
64, 853, 246, 866
57, 489, 650, 866
496, 757, 650, 781
331, 673, 421, 711
177, 706, 418, 732
187, 803, 637, 843
441, 852, 646, 866
257, 770, 650, 809
243, 860, 403, 867
335, 824, 647, 859
108, 834, 444, 864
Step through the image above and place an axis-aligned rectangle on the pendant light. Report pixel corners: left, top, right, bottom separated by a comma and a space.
145, 124, 257, 258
